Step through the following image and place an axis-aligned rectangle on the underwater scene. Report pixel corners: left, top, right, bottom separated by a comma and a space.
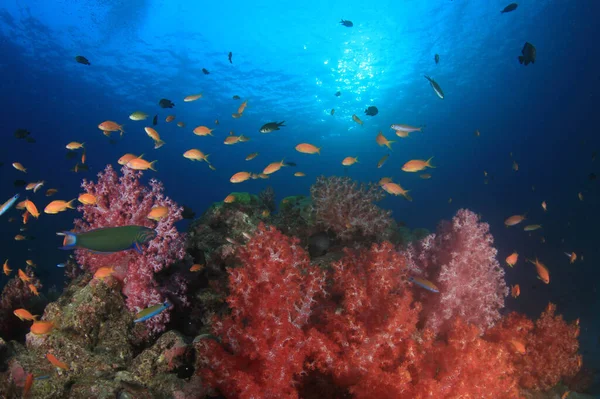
0, 0, 599, 398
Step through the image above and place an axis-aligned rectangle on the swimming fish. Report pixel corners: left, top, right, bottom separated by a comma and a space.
335, 91, 341, 97
228, 52, 232, 63
75, 55, 90, 65
259, 121, 285, 133
245, 152, 259, 161
13, 162, 27, 173
340, 19, 353, 27
501, 3, 518, 13
408, 276, 439, 293
352, 114, 363, 126
190, 264, 204, 272
377, 154, 390, 168
505, 252, 518, 267
153, 115, 158, 126
564, 252, 577, 264
44, 199, 76, 214
390, 124, 422, 133
518, 42, 536, 66
46, 353, 69, 370
98, 121, 125, 137
263, 160, 286, 175
424, 75, 444, 99
159, 99, 174, 108
3, 259, 12, 276
504, 214, 526, 227
134, 301, 172, 323
147, 206, 169, 221
183, 149, 210, 162
364, 106, 378, 116
0, 194, 19, 216
528, 258, 550, 284
193, 126, 214, 136
402, 157, 435, 172
381, 182, 412, 201
202, 68, 210, 75
342, 156, 358, 166
524, 224, 542, 232
376, 132, 395, 150
57, 225, 157, 254
94, 266, 115, 280
295, 143, 321, 154
129, 111, 148, 121
511, 284, 520, 298
184, 94, 202, 102
31, 320, 55, 335
13, 308, 38, 321
434, 54, 440, 64
14, 128, 31, 139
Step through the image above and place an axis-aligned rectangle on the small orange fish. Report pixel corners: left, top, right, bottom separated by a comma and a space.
144, 127, 165, 149
230, 172, 252, 183
166, 115, 175, 122
118, 153, 138, 166
224, 135, 248, 145
208, 164, 217, 171
18, 269, 31, 282
127, 156, 157, 171
13, 308, 38, 321
509, 339, 526, 354
193, 126, 214, 136
177, 121, 185, 128
402, 157, 435, 172
23, 373, 33, 397
224, 194, 236, 203
44, 199, 76, 214
15, 234, 27, 241
262, 209, 270, 217
381, 182, 412, 201
504, 214, 526, 227
420, 173, 432, 179
81, 150, 87, 164
147, 206, 169, 221
511, 284, 520, 298
183, 149, 210, 162
22, 211, 30, 225
24, 200, 40, 218
564, 252, 577, 264
45, 188, 58, 197
375, 132, 395, 150
294, 172, 306, 177
352, 114, 363, 126
512, 160, 519, 171
46, 353, 69, 370
66, 142, 84, 150
263, 160, 286, 175
245, 152, 259, 161
28, 284, 39, 296
30, 320, 54, 335
98, 121, 125, 136
3, 259, 12, 276
529, 258, 550, 284
78, 193, 97, 205
379, 177, 393, 186
26, 181, 44, 193
562, 391, 571, 399
295, 143, 321, 154
13, 162, 27, 173
190, 264, 204, 272
237, 100, 248, 114
505, 252, 518, 267
184, 94, 202, 102
94, 266, 115, 280
541, 201, 547, 212
342, 156, 358, 166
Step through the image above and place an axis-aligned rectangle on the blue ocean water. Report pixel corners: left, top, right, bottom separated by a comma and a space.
1, 0, 599, 392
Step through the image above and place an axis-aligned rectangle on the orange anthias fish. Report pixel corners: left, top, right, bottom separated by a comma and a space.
30, 320, 54, 335
98, 121, 125, 136
166, 115, 175, 123
509, 339, 526, 354
528, 258, 550, 284
24, 200, 40, 218
190, 264, 204, 272
93, 266, 115, 280
237, 100, 248, 115
28, 284, 39, 296
295, 143, 321, 154
177, 121, 185, 128
245, 152, 259, 161
46, 188, 58, 197
224, 194, 236, 203
66, 142, 84, 150
342, 156, 358, 166
504, 214, 526, 227
118, 153, 138, 166
381, 182, 412, 201
224, 135, 247, 145
18, 269, 31, 282
511, 284, 520, 298
26, 181, 44, 193
352, 114, 363, 126
183, 149, 210, 162
46, 353, 69, 370
193, 126, 214, 136
44, 199, 76, 214
505, 252, 518, 267
564, 252, 577, 264
23, 373, 33, 397
147, 206, 168, 221
13, 308, 38, 321
541, 201, 547, 212
402, 157, 435, 172
375, 132, 395, 150
13, 162, 27, 173
3, 259, 12, 276
126, 156, 157, 171
78, 193, 97, 205
144, 127, 165, 149
263, 160, 286, 175
230, 172, 252, 183
294, 172, 305, 177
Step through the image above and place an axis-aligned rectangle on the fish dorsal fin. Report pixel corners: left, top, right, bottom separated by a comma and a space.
138, 154, 145, 159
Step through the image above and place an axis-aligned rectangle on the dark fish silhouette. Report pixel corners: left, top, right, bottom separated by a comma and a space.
259, 121, 285, 133
284, 162, 297, 167
501, 3, 518, 13
424, 75, 445, 99
14, 179, 27, 188
331, 109, 335, 116
153, 115, 158, 126
518, 42, 536, 65
364, 106, 378, 116
71, 163, 89, 173
181, 206, 196, 220
202, 68, 210, 75
340, 19, 353, 27
233, 95, 241, 100
228, 52, 232, 63
335, 91, 341, 97
75, 55, 91, 65
159, 99, 174, 108
14, 128, 30, 139
434, 54, 440, 64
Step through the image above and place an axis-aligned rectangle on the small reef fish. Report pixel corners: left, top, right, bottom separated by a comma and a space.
424, 75, 444, 99
408, 276, 439, 293
94, 266, 115, 280
504, 214, 526, 227
245, 152, 259, 161
147, 206, 168, 221
340, 19, 353, 27
528, 258, 550, 284
13, 308, 38, 321
510, 339, 526, 354
263, 160, 286, 175
230, 172, 251, 183
420, 174, 432, 179
18, 269, 31, 282
564, 252, 577, 264
24, 199, 40, 218
57, 225, 157, 254
126, 156, 157, 171
376, 132, 395, 150
511, 284, 520, 298
165, 115, 175, 123
294, 172, 305, 177
193, 126, 214, 136
342, 156, 358, 166
159, 98, 174, 108
541, 201, 547, 212
56, 263, 66, 268
66, 142, 84, 150
29, 284, 39, 296
377, 154, 390, 168
118, 154, 137, 166
578, 192, 584, 201
153, 115, 158, 125
259, 121, 285, 133
390, 124, 422, 134
46, 353, 69, 370
75, 55, 91, 65
183, 149, 210, 162
44, 199, 76, 214
512, 160, 519, 171
78, 193, 97, 205
46, 188, 58, 196
129, 111, 148, 121
134, 301, 172, 323
295, 143, 321, 154
98, 121, 125, 137
3, 259, 12, 276
238, 100, 248, 115
177, 121, 185, 128
184, 94, 202, 102
144, 127, 165, 149
524, 224, 542, 232
190, 264, 204, 272
501, 3, 518, 13
26, 181, 44, 193
381, 182, 412, 201
402, 157, 435, 172
434, 53, 440, 64
518, 42, 536, 66
13, 162, 27, 173
0, 194, 19, 216
505, 252, 518, 267
228, 51, 233, 63
30, 320, 55, 335
351, 114, 363, 126
224, 194, 236, 203
23, 373, 34, 397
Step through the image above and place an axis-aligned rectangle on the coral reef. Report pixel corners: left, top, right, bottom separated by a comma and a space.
0, 269, 45, 341
73, 165, 187, 334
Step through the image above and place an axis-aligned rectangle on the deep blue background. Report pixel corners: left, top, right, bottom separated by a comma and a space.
1, 0, 599, 391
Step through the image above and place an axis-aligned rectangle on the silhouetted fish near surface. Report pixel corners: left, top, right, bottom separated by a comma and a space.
335, 91, 341, 97
14, 129, 30, 139
364, 106, 378, 116
259, 121, 285, 133
202, 68, 210, 75
340, 19, 353, 27
158, 99, 174, 108
330, 109, 335, 116
232, 95, 241, 100
501, 3, 518, 13
434, 54, 440, 64
75, 55, 90, 65
424, 75, 444, 99
518, 42, 536, 65
228, 52, 232, 63
153, 115, 158, 126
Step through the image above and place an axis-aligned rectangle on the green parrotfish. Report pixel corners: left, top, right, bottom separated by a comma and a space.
57, 225, 156, 253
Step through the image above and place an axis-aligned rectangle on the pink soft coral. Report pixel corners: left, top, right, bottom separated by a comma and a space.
73, 164, 187, 334
403, 208, 508, 335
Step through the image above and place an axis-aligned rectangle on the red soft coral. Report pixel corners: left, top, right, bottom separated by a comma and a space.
73, 164, 187, 334
196, 224, 326, 399
403, 209, 508, 335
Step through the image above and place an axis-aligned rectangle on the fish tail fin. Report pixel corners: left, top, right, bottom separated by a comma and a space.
518, 56, 524, 64
154, 140, 165, 149
403, 191, 413, 202
149, 160, 158, 171
32, 314, 39, 321
317, 147, 321, 155
386, 141, 395, 151
57, 231, 77, 250
119, 124, 125, 136
427, 156, 435, 168
278, 121, 285, 127
67, 199, 77, 209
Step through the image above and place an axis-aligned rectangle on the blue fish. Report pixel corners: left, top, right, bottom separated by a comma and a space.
134, 301, 171, 323
35, 375, 50, 380
56, 263, 66, 268
408, 276, 440, 293
0, 194, 19, 216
